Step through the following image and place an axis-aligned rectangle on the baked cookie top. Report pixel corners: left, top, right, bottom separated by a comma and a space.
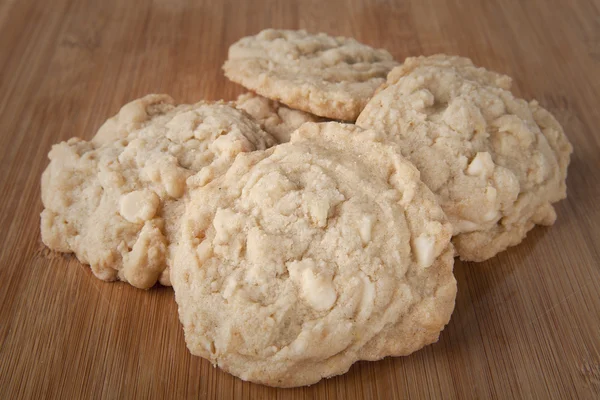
357, 55, 573, 261
224, 29, 398, 121
235, 92, 325, 143
41, 95, 276, 289
172, 122, 456, 387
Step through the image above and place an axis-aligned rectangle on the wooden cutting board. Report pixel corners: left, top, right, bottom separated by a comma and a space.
1, 0, 599, 398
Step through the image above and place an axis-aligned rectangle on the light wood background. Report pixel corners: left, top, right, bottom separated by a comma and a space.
1, 0, 599, 398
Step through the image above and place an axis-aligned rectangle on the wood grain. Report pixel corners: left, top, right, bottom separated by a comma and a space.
1, 0, 599, 398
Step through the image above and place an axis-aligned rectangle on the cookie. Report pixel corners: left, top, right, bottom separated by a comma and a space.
356, 55, 573, 261
172, 122, 456, 387
235, 92, 325, 143
92, 94, 176, 146
41, 95, 276, 289
223, 29, 398, 121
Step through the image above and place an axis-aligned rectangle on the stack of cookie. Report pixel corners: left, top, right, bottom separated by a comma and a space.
40, 29, 572, 387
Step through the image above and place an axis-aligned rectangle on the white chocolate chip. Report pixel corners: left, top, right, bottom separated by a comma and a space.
163, 168, 187, 198
119, 189, 160, 223
413, 234, 436, 269
222, 276, 238, 300
483, 209, 499, 222
493, 115, 535, 148
213, 208, 242, 243
165, 111, 196, 141
409, 89, 435, 109
289, 332, 309, 354
279, 108, 308, 127
308, 198, 330, 227
483, 187, 499, 221
301, 269, 337, 311
190, 165, 215, 187
211, 132, 253, 159
358, 215, 374, 245
195, 240, 213, 263
485, 186, 497, 202
276, 192, 301, 215
119, 99, 151, 124
245, 227, 264, 266
288, 259, 337, 311
121, 221, 166, 288
466, 152, 494, 178
355, 272, 375, 322
454, 219, 479, 234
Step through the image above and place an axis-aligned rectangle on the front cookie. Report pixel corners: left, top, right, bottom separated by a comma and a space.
357, 55, 573, 261
41, 95, 276, 289
172, 122, 456, 387
224, 29, 398, 121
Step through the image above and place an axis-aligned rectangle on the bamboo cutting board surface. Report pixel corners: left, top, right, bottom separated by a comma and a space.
1, 0, 599, 398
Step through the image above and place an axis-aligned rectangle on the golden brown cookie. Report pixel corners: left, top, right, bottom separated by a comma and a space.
41, 95, 276, 288
357, 55, 572, 261
172, 122, 456, 386
224, 29, 398, 121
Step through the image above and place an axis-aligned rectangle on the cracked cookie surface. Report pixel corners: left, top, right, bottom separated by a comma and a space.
172, 122, 456, 387
357, 55, 572, 261
41, 94, 276, 288
224, 29, 398, 121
